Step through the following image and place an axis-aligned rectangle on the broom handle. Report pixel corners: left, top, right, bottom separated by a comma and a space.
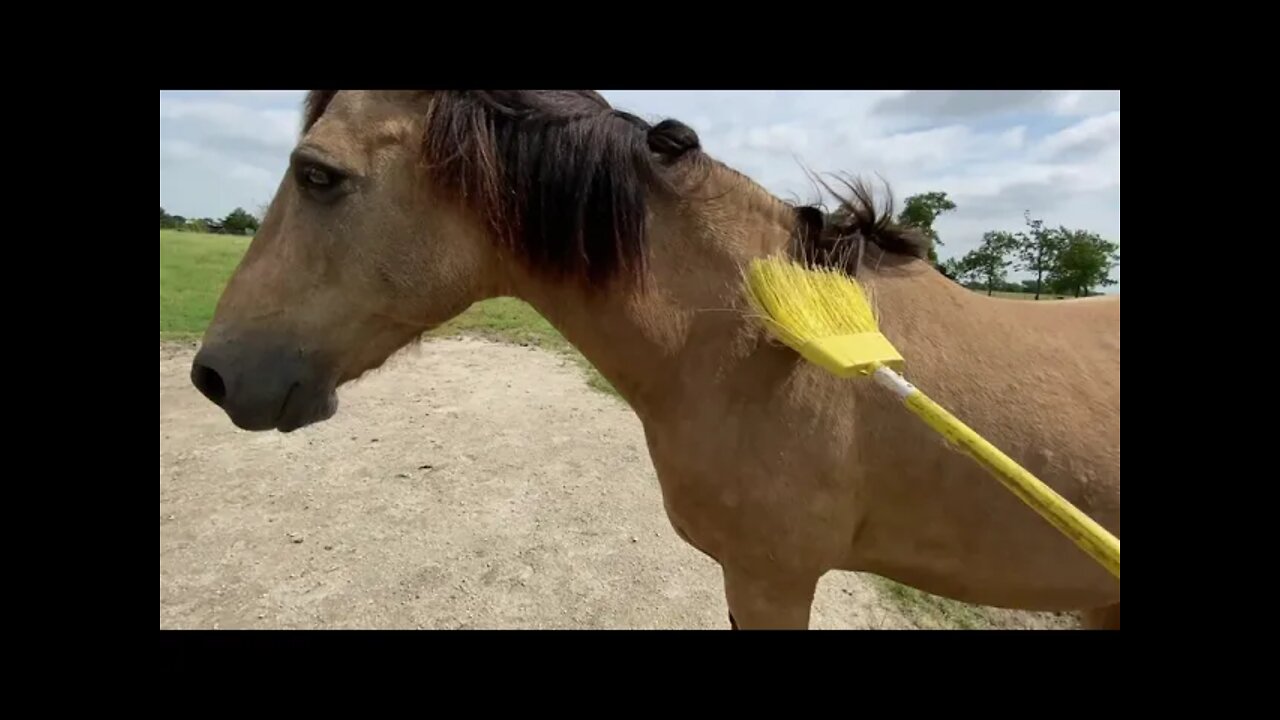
871, 364, 1120, 580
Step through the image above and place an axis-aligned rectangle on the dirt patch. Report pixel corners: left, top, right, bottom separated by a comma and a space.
160, 337, 1073, 629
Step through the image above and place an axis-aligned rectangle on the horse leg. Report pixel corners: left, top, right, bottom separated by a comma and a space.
722, 564, 819, 629
1082, 602, 1120, 629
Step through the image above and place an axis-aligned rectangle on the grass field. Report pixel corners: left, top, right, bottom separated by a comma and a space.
160, 231, 252, 337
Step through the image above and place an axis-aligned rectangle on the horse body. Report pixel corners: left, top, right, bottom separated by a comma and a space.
834, 275, 1120, 610
511, 174, 1120, 626
189, 90, 1119, 628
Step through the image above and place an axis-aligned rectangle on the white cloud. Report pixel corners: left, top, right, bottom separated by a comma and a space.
871, 90, 1120, 120
159, 97, 300, 149
1000, 125, 1027, 150
1032, 111, 1121, 162
160, 91, 303, 217
1050, 90, 1122, 116
159, 138, 201, 162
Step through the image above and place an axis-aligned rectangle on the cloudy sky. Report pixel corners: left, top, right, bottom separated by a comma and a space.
160, 90, 1119, 290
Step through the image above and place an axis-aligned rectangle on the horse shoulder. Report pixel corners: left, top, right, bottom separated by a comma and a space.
641, 362, 866, 573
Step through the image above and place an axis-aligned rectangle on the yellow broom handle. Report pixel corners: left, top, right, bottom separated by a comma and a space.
871, 365, 1120, 580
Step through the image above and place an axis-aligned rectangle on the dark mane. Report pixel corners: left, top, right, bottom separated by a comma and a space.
303, 90, 337, 132
418, 91, 700, 289
788, 175, 932, 273
300, 91, 928, 285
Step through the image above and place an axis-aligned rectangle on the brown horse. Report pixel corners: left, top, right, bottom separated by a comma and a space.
190, 90, 1120, 629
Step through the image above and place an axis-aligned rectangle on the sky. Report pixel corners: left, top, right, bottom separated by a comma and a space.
160, 90, 1120, 291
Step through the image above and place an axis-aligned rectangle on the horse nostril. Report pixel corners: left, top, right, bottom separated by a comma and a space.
191, 362, 227, 406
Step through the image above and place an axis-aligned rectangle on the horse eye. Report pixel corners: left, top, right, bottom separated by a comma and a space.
302, 166, 332, 188
292, 158, 349, 203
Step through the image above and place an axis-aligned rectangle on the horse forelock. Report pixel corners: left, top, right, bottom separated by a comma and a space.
303, 90, 338, 132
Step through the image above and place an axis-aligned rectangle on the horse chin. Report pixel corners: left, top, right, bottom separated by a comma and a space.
275, 386, 339, 433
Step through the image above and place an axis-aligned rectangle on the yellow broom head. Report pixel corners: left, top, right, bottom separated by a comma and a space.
743, 255, 905, 378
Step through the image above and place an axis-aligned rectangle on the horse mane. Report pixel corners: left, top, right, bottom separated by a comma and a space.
304, 90, 701, 289
416, 90, 706, 289
787, 176, 933, 274
303, 90, 337, 132
301, 91, 929, 287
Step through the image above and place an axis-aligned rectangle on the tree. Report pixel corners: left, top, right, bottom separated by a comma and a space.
222, 207, 259, 236
1047, 229, 1120, 297
897, 191, 956, 263
958, 231, 1018, 296
938, 257, 964, 282
160, 207, 190, 230
1014, 211, 1066, 300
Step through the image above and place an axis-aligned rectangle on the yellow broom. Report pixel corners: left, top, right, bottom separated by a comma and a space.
743, 255, 1120, 580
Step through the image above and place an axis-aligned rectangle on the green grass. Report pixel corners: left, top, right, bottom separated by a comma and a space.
160, 230, 618, 396
986, 290, 1073, 301
872, 578, 995, 630
427, 298, 616, 395
160, 230, 251, 339
428, 298, 566, 350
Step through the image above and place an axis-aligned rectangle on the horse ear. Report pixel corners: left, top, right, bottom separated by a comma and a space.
648, 119, 701, 157
794, 206, 824, 245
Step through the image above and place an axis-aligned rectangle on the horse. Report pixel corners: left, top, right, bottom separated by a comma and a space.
188, 90, 1120, 629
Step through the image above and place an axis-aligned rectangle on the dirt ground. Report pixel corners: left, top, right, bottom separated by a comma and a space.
160, 337, 1075, 630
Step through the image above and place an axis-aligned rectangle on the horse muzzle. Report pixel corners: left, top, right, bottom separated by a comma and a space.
190, 338, 338, 433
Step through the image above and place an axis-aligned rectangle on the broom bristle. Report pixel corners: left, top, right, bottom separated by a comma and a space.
744, 255, 881, 349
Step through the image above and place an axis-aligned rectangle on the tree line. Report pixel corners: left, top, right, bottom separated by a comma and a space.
897, 193, 1119, 299
161, 206, 260, 236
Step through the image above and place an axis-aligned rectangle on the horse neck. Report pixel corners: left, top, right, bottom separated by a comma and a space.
854, 246, 966, 330
509, 167, 799, 420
